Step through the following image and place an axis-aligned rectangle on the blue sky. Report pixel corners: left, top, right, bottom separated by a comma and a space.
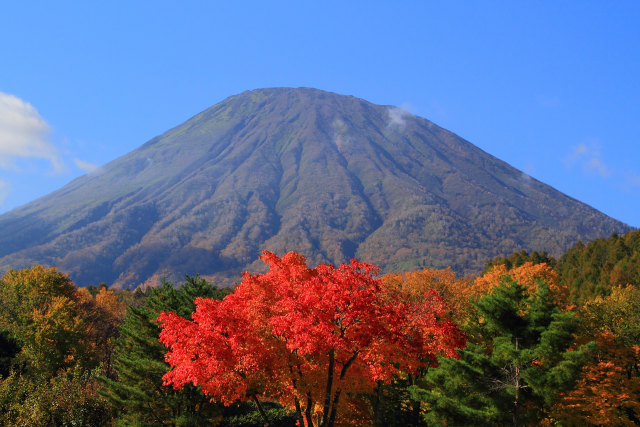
1, 1, 639, 227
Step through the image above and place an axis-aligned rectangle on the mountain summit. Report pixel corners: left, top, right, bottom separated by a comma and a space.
0, 88, 631, 288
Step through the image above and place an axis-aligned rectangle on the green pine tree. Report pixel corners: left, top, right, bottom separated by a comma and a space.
556, 229, 640, 303
411, 278, 595, 426
99, 276, 229, 426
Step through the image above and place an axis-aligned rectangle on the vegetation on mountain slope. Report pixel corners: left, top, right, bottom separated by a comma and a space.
0, 88, 630, 289
1, 232, 639, 425
556, 229, 640, 303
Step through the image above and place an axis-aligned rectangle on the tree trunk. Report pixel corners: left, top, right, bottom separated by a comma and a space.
372, 382, 382, 426
327, 388, 342, 427
408, 373, 421, 425
293, 396, 305, 427
305, 393, 314, 427
289, 365, 306, 427
513, 337, 519, 427
320, 350, 335, 427
251, 394, 270, 427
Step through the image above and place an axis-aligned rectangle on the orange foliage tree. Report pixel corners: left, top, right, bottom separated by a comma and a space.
158, 251, 465, 427
549, 285, 640, 425
382, 267, 473, 328
76, 286, 126, 376
472, 261, 569, 306
549, 332, 640, 425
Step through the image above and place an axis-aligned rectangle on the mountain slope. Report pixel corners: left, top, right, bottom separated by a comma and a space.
0, 88, 632, 288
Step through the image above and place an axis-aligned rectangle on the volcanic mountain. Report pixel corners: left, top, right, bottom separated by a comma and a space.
0, 88, 631, 288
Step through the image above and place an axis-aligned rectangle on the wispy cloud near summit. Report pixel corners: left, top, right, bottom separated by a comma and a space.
387, 105, 413, 129
564, 143, 610, 178
73, 158, 98, 173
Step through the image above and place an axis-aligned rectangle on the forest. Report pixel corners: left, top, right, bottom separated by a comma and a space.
0, 229, 639, 426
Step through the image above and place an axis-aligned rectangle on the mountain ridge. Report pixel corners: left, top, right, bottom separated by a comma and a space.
0, 88, 632, 288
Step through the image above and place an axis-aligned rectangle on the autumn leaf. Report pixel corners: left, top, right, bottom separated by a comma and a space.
158, 251, 466, 427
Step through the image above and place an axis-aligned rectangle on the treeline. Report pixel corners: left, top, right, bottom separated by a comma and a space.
0, 229, 638, 426
0, 270, 290, 426
487, 228, 640, 304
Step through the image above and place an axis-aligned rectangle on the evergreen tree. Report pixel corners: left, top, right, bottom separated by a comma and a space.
100, 276, 229, 426
370, 376, 427, 427
483, 249, 556, 274
411, 278, 595, 426
556, 229, 640, 303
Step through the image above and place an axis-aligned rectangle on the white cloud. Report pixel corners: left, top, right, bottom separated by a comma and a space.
563, 143, 610, 178
0, 180, 9, 206
73, 158, 98, 173
387, 104, 413, 129
563, 144, 587, 168
332, 119, 350, 151
520, 162, 535, 186
0, 92, 65, 173
586, 157, 610, 177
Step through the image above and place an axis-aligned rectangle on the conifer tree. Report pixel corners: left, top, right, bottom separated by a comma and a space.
412, 278, 595, 426
556, 229, 640, 303
100, 276, 228, 426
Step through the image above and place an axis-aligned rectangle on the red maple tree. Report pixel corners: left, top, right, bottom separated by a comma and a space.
158, 251, 465, 426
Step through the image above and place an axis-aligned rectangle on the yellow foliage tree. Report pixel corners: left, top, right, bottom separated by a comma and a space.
0, 266, 87, 375
76, 286, 126, 376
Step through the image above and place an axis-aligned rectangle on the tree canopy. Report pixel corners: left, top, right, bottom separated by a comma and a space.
158, 251, 466, 427
412, 275, 594, 426
556, 229, 640, 303
100, 275, 229, 426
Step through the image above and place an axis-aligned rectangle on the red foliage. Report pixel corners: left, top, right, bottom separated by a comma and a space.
158, 251, 465, 426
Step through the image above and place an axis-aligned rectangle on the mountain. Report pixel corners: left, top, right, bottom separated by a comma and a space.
0, 88, 632, 288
